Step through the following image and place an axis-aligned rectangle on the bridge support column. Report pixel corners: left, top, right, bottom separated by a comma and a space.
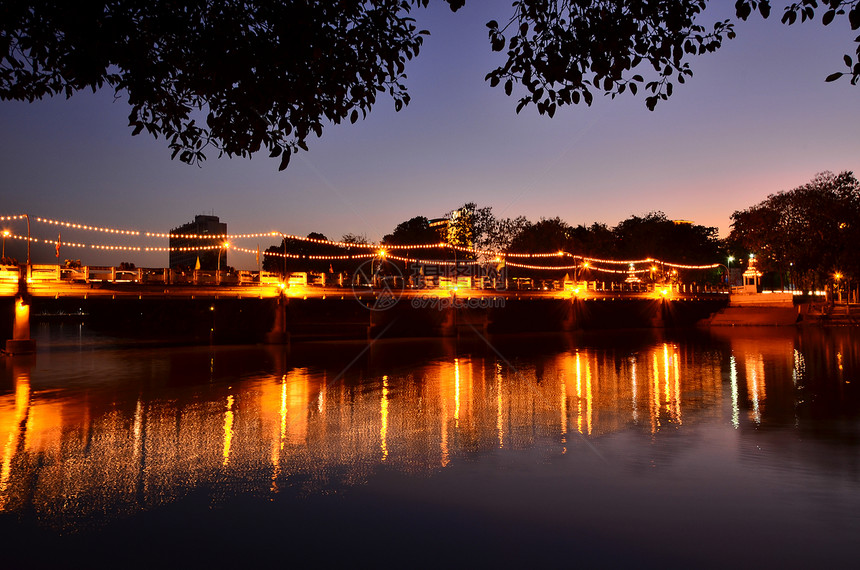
649, 299, 667, 328
5, 293, 36, 355
438, 305, 456, 337
264, 295, 290, 344
367, 307, 386, 339
562, 298, 578, 332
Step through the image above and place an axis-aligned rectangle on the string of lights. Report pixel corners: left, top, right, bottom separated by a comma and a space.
386, 254, 480, 267
34, 216, 140, 235
588, 266, 650, 275
146, 230, 280, 239
2, 215, 726, 271
660, 261, 721, 270
581, 256, 654, 265
4, 233, 86, 248
505, 261, 581, 270
307, 253, 377, 260
143, 245, 225, 252
90, 245, 142, 251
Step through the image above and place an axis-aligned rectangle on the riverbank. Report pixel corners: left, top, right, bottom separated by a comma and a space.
708, 292, 860, 326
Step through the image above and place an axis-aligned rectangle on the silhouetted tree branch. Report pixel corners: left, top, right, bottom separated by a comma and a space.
2, 1, 855, 169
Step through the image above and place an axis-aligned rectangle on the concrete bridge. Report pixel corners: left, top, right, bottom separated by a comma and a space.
2, 264, 729, 353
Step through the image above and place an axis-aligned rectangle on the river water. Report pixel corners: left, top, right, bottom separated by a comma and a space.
1, 323, 858, 568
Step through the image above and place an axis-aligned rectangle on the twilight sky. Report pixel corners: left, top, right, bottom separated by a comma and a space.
1, 1, 858, 267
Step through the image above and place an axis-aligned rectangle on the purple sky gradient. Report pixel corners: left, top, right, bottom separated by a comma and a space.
1, 2, 858, 267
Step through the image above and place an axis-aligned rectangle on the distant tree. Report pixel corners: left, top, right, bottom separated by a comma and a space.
445, 203, 478, 252
383, 216, 440, 246
507, 217, 571, 254
263, 231, 351, 275
341, 233, 369, 245
612, 211, 721, 264
382, 215, 445, 267
729, 171, 860, 292
4, 1, 855, 170
486, 215, 530, 252
569, 222, 616, 259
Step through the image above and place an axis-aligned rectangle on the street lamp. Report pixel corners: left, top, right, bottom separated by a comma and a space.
2, 229, 8, 260
834, 271, 843, 302
727, 256, 735, 287
716, 264, 729, 289
576, 261, 589, 282
217, 241, 229, 284
276, 232, 288, 279
24, 214, 30, 280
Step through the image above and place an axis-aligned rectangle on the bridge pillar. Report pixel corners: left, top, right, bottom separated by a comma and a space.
649, 299, 667, 328
5, 286, 36, 355
438, 304, 456, 337
264, 294, 290, 344
561, 298, 578, 332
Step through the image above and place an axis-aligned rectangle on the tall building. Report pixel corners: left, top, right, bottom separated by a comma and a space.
169, 215, 227, 270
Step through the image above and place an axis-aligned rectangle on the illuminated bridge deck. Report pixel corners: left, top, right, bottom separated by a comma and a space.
2, 264, 728, 302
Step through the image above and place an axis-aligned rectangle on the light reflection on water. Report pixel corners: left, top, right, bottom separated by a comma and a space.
1, 326, 859, 566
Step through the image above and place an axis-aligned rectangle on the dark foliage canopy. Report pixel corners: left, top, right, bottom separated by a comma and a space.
487, 1, 860, 117
505, 211, 721, 264
2, 1, 856, 168
728, 171, 860, 290
1, 0, 462, 169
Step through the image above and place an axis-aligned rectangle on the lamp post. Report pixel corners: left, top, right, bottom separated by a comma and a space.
275, 232, 288, 280
217, 241, 229, 284
2, 229, 8, 260
727, 256, 735, 288
834, 271, 843, 302
24, 214, 30, 281
716, 264, 729, 290
576, 260, 589, 282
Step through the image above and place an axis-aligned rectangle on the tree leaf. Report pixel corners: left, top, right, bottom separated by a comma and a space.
850, 8, 860, 30
278, 149, 291, 171
825, 72, 844, 82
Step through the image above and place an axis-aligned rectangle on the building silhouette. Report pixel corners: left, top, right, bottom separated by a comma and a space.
169, 215, 227, 270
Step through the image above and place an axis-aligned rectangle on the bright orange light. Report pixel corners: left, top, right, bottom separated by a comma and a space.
652, 287, 672, 300
582, 262, 590, 269
2, 230, 9, 237
834, 272, 843, 281
222, 242, 230, 248
378, 249, 387, 257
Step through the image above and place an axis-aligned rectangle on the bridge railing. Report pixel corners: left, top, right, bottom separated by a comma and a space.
7, 263, 730, 296
0, 264, 19, 282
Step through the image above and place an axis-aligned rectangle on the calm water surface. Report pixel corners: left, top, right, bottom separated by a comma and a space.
1, 323, 859, 568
